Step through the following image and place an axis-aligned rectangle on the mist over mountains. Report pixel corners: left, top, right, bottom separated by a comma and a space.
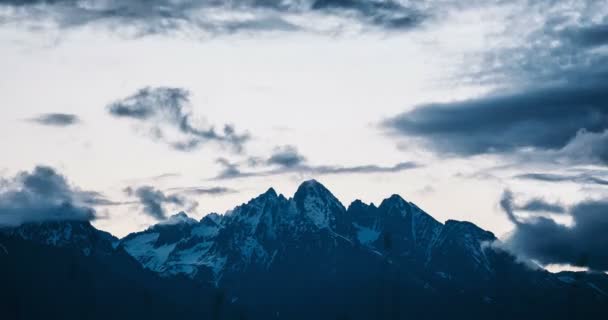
1, 180, 607, 319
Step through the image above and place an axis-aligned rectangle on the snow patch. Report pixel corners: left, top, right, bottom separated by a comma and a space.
122, 233, 177, 272
200, 255, 227, 277
303, 194, 330, 229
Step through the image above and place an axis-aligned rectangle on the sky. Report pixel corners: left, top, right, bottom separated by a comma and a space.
1, 0, 608, 272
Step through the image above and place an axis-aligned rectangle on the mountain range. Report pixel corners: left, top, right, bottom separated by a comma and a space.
1, 180, 607, 319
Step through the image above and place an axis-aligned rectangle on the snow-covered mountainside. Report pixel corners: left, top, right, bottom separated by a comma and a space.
118, 180, 500, 284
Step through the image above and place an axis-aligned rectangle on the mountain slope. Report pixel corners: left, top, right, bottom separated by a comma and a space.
2, 180, 605, 319
120, 180, 608, 319
0, 221, 239, 320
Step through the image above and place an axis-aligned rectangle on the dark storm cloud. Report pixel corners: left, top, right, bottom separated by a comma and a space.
382, 5, 608, 165
515, 173, 608, 186
382, 80, 608, 162
0, 166, 104, 226
27, 113, 80, 126
0, 0, 426, 35
516, 198, 566, 214
125, 185, 196, 220
562, 23, 608, 48
501, 190, 608, 271
107, 87, 249, 152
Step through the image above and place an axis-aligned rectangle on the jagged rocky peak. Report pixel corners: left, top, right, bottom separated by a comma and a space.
232, 187, 283, 213
161, 211, 198, 226
200, 212, 222, 226
294, 179, 342, 206
262, 187, 278, 198
347, 199, 370, 211
293, 179, 345, 229
378, 194, 408, 210
295, 179, 328, 196
443, 220, 496, 241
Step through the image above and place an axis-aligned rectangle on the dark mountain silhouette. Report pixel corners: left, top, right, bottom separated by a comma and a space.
0, 221, 239, 320
2, 180, 607, 319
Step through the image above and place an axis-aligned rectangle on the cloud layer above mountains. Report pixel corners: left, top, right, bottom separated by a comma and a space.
107, 87, 249, 152
214, 145, 419, 180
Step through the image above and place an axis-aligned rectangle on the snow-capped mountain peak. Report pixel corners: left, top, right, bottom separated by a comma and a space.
116, 181, 509, 290
293, 179, 345, 230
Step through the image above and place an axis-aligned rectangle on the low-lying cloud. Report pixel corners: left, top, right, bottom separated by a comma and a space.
500, 190, 608, 271
0, 166, 108, 226
107, 87, 249, 152
125, 185, 198, 221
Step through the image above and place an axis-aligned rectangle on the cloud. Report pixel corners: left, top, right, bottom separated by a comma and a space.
0, 166, 103, 226
27, 113, 80, 127
0, 0, 426, 35
557, 129, 608, 165
213, 153, 419, 180
107, 87, 249, 152
500, 190, 608, 271
310, 0, 424, 30
266, 145, 307, 168
561, 23, 608, 48
302, 162, 419, 175
124, 185, 197, 220
499, 190, 518, 224
165, 186, 235, 196
215, 157, 246, 179
466, 2, 608, 86
516, 198, 566, 214
382, 80, 608, 163
515, 173, 608, 186
381, 4, 608, 166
